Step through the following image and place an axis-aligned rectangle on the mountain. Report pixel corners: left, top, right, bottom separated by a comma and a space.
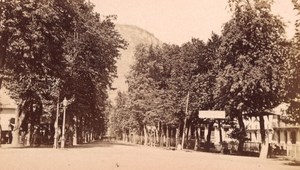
108, 24, 162, 102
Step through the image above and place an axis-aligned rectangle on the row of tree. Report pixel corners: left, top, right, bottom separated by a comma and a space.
0, 0, 126, 146
110, 0, 300, 154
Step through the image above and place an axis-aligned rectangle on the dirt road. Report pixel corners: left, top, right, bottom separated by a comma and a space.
0, 141, 298, 170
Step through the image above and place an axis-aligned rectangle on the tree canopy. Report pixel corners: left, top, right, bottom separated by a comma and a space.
0, 0, 126, 144
110, 0, 298, 152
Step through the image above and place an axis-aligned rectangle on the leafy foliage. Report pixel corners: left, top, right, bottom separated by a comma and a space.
0, 0, 126, 141
111, 0, 297, 149
113, 34, 223, 136
284, 0, 300, 123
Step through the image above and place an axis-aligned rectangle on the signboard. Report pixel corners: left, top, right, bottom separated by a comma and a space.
198, 110, 226, 119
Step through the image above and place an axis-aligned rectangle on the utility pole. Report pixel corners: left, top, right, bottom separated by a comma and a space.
181, 91, 189, 150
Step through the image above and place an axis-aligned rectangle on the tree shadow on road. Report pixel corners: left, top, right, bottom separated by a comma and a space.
269, 157, 300, 167
284, 161, 300, 166
69, 140, 139, 149
0, 144, 53, 149
0, 140, 137, 150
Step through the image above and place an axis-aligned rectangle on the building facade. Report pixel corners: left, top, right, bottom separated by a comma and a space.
0, 88, 17, 144
244, 103, 300, 160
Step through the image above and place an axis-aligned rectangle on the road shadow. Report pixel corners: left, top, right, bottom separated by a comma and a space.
269, 156, 300, 167
284, 161, 300, 166
0, 144, 54, 149
69, 140, 139, 149
0, 140, 138, 150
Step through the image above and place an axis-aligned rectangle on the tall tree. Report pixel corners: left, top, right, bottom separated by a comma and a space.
126, 44, 162, 144
283, 0, 300, 123
0, 0, 126, 145
216, 0, 289, 154
57, 0, 127, 144
0, 0, 72, 145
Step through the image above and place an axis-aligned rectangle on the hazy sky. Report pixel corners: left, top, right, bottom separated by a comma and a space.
91, 0, 297, 45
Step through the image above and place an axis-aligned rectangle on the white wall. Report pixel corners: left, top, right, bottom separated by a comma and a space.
0, 108, 15, 131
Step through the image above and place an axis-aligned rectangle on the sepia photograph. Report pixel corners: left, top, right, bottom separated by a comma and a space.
0, 0, 300, 169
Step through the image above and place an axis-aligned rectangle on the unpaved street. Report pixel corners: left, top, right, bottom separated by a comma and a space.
0, 141, 299, 170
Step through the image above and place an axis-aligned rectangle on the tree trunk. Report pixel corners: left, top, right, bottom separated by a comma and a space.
0, 21, 8, 142
73, 116, 78, 146
181, 91, 190, 149
218, 120, 222, 143
0, 123, 2, 147
141, 130, 144, 144
143, 125, 148, 146
122, 132, 125, 142
0, 31, 7, 143
156, 125, 159, 146
25, 123, 31, 146
133, 133, 137, 144
181, 118, 187, 149
126, 130, 129, 142
188, 125, 191, 140
170, 128, 174, 147
186, 125, 191, 149
237, 113, 246, 153
166, 126, 169, 148
11, 103, 23, 146
259, 114, 269, 159
90, 130, 93, 142
194, 127, 199, 151
205, 122, 214, 150
84, 131, 87, 143
259, 114, 266, 144
206, 122, 214, 144
0, 30, 8, 89
160, 123, 165, 147
53, 97, 60, 148
176, 126, 181, 149
76, 117, 81, 144
150, 130, 154, 147
160, 129, 164, 147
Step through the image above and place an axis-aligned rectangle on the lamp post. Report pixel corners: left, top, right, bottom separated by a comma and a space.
61, 97, 68, 148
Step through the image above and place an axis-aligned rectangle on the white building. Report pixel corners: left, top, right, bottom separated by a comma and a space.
244, 103, 300, 160
0, 88, 17, 144
198, 105, 300, 160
